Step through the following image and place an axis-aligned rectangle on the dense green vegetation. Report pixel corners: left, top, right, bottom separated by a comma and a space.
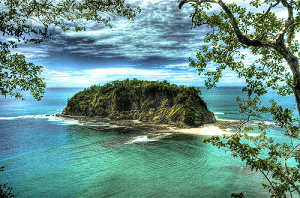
65, 79, 209, 126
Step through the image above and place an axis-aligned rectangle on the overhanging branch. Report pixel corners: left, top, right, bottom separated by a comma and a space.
178, 0, 272, 47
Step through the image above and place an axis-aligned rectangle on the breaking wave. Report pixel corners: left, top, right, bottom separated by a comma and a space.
125, 133, 173, 144
0, 114, 122, 129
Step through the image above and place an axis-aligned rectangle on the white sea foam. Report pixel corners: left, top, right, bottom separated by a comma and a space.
128, 136, 155, 144
217, 118, 239, 122
0, 115, 47, 120
0, 114, 87, 126
47, 116, 62, 122
214, 112, 225, 115
47, 116, 127, 128
125, 133, 172, 144
0, 117, 19, 120
54, 119, 83, 126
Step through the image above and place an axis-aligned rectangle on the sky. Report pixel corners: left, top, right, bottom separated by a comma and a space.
11, 0, 291, 88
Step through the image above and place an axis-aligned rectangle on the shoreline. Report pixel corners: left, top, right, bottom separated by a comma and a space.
56, 114, 238, 136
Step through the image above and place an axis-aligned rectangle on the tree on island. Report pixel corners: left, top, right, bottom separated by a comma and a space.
0, 0, 140, 100
179, 0, 300, 197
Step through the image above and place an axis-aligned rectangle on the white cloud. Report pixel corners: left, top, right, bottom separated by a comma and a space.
165, 63, 191, 69
10, 47, 49, 59
42, 65, 203, 87
42, 63, 246, 88
275, 11, 288, 19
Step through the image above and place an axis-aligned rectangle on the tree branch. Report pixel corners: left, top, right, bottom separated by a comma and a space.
254, 1, 280, 27
259, 168, 275, 193
275, 0, 294, 42
179, 0, 213, 9
179, 0, 272, 47
285, 143, 300, 160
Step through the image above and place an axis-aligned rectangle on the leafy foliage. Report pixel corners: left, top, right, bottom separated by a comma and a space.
0, 167, 15, 198
231, 192, 245, 198
0, 184, 15, 198
184, 95, 204, 125
179, 0, 300, 197
0, 0, 140, 100
0, 53, 45, 100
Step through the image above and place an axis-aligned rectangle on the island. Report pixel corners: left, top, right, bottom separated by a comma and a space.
60, 78, 215, 123
57, 79, 235, 135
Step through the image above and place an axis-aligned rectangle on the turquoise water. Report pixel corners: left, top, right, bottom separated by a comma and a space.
0, 87, 297, 197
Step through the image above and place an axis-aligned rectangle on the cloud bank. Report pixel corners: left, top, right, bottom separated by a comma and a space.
8, 0, 291, 87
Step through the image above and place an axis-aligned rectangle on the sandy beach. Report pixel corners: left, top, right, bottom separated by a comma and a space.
172, 124, 234, 136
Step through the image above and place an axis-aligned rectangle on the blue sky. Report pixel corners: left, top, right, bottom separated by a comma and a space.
12, 0, 290, 88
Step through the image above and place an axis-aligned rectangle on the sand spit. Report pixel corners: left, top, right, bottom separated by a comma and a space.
173, 125, 234, 136
56, 114, 237, 136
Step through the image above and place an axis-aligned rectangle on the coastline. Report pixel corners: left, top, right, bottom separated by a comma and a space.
55, 114, 238, 136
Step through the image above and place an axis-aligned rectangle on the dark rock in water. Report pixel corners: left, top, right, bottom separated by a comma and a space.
61, 79, 216, 127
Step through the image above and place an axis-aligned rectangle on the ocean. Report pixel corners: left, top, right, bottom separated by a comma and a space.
0, 87, 297, 197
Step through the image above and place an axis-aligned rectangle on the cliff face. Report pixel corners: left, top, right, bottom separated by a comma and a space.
62, 79, 216, 127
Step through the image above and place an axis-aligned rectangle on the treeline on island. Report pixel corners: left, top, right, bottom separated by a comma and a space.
62, 79, 216, 127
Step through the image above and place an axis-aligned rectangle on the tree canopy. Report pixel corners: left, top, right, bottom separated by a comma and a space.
179, 0, 300, 197
0, 0, 140, 100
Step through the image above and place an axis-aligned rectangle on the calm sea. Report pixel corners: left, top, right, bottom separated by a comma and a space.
0, 87, 297, 197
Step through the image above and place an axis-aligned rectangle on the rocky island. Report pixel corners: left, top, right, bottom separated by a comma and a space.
59, 79, 216, 129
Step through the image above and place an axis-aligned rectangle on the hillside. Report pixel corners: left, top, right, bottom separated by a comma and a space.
61, 79, 216, 127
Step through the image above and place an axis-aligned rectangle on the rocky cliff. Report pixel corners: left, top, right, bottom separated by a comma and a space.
62, 79, 216, 127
